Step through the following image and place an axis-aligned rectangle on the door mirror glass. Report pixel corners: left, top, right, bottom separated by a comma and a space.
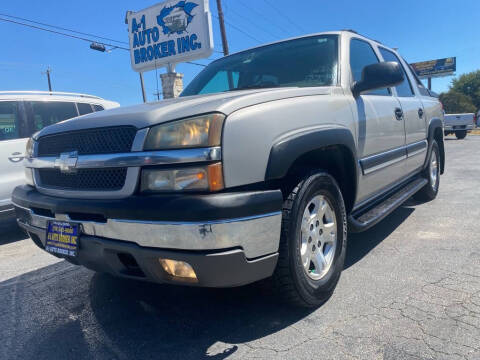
352, 62, 404, 97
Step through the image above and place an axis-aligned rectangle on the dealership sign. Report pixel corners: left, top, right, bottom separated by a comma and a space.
410, 57, 456, 79
126, 0, 213, 72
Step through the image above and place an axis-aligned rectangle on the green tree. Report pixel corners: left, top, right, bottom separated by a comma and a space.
450, 70, 480, 110
439, 91, 476, 113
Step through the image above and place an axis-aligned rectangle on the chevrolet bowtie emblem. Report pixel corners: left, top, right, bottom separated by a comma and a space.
54, 151, 78, 174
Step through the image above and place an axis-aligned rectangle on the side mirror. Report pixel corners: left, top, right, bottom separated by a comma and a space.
352, 61, 404, 97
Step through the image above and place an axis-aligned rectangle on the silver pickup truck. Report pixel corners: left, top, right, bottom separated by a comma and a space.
444, 113, 475, 139
13, 30, 444, 307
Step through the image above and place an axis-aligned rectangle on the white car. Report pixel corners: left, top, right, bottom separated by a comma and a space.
0, 91, 119, 220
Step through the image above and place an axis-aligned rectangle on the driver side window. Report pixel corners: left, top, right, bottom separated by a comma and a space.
350, 39, 390, 96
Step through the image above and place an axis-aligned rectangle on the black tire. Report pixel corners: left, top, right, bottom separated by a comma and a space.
272, 171, 347, 307
455, 130, 467, 139
414, 140, 440, 202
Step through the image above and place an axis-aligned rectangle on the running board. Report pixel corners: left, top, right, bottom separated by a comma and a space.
348, 178, 428, 233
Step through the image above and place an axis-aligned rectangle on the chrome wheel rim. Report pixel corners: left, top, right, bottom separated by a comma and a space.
300, 195, 337, 280
430, 148, 438, 191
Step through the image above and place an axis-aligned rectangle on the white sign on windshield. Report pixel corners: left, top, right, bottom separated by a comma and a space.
126, 0, 213, 72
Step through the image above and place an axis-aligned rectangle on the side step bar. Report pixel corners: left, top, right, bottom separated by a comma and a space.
348, 178, 428, 233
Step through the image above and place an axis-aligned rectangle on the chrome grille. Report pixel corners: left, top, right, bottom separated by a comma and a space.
37, 126, 137, 156
37, 168, 128, 191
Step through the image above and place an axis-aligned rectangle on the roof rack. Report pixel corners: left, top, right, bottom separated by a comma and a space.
0, 91, 103, 100
342, 29, 358, 34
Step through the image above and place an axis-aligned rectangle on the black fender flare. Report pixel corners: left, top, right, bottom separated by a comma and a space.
265, 127, 359, 203
425, 118, 445, 174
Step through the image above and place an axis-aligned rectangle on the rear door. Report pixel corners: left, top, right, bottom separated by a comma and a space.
349, 38, 407, 203
378, 48, 427, 175
0, 101, 29, 209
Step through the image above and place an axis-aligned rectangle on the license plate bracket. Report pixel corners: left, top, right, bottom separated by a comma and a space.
45, 221, 79, 257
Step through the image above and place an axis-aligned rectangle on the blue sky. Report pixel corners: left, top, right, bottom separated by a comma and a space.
1, 0, 478, 106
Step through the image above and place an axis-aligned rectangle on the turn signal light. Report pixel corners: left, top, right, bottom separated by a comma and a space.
159, 258, 197, 282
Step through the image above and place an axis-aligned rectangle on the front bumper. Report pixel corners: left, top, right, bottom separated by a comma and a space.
13, 185, 283, 287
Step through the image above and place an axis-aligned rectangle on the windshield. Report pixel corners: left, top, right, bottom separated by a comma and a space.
181, 35, 339, 96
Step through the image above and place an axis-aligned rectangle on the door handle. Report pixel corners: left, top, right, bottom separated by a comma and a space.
418, 108, 424, 118
394, 108, 403, 120
8, 152, 25, 163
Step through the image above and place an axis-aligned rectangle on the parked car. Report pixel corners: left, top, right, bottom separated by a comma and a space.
0, 91, 119, 220
13, 31, 444, 307
444, 113, 475, 139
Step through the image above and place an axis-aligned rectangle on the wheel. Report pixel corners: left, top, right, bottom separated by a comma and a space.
455, 130, 467, 139
272, 171, 347, 307
414, 140, 440, 202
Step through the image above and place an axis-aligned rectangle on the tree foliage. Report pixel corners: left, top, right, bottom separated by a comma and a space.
440, 70, 480, 113
450, 70, 480, 109
439, 91, 476, 113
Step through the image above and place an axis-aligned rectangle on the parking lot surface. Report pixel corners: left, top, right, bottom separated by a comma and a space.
1, 136, 479, 360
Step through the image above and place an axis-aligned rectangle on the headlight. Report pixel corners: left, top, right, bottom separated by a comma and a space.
141, 163, 224, 192
143, 113, 225, 150
26, 137, 34, 158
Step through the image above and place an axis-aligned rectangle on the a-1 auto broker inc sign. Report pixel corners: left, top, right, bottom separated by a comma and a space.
126, 0, 213, 72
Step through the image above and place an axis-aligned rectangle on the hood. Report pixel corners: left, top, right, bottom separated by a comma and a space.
35, 87, 332, 138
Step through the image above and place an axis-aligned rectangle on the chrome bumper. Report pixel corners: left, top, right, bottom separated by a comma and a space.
15, 203, 282, 259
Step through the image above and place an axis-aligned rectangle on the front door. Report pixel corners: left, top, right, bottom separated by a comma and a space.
349, 38, 407, 204
0, 101, 28, 209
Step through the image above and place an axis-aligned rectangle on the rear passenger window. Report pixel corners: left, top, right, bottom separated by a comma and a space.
93, 105, 104, 112
379, 48, 414, 97
77, 103, 93, 115
350, 39, 389, 96
29, 101, 78, 132
0, 101, 19, 141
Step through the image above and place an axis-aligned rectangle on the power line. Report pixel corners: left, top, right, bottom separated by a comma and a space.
0, 12, 128, 45
225, 5, 280, 41
236, 0, 291, 37
0, 17, 129, 50
0, 12, 224, 54
0, 16, 206, 67
213, 15, 262, 44
262, 0, 306, 33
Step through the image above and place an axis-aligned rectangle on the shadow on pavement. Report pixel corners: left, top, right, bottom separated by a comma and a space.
1, 203, 416, 360
0, 219, 28, 245
345, 205, 415, 269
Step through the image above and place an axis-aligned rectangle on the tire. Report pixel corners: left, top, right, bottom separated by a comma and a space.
272, 171, 347, 307
455, 130, 467, 139
414, 140, 440, 202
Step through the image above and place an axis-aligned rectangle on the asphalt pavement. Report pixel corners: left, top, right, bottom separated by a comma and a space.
1, 135, 479, 360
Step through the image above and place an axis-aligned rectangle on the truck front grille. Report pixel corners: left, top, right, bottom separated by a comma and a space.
37, 168, 128, 191
37, 126, 137, 156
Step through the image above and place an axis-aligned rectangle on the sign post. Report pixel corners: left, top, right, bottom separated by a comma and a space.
126, 0, 213, 99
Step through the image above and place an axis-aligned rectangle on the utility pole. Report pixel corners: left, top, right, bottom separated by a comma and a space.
139, 73, 147, 103
216, 0, 229, 56
43, 67, 52, 92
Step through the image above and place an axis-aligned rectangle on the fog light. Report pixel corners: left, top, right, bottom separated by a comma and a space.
159, 258, 197, 281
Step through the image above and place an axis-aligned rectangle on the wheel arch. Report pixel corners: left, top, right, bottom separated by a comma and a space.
265, 128, 359, 213
426, 118, 445, 174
